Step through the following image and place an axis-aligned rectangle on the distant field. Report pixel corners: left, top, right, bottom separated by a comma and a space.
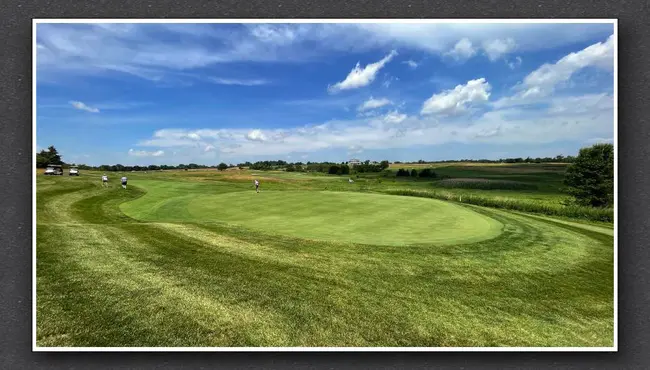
36, 163, 614, 347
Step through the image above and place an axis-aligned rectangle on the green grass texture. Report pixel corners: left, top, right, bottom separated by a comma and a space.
120, 184, 504, 246
36, 167, 614, 348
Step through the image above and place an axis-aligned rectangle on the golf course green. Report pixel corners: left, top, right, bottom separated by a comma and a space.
36, 168, 614, 348
121, 187, 504, 246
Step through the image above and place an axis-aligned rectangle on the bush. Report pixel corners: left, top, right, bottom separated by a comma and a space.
410, 169, 418, 177
418, 168, 437, 178
396, 168, 410, 177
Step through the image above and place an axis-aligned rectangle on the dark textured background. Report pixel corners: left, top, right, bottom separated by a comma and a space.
1, 0, 648, 368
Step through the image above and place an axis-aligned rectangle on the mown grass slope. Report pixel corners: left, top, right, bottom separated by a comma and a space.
36, 167, 614, 347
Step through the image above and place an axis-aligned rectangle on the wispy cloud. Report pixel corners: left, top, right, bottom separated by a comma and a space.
358, 97, 392, 112
209, 77, 270, 86
507, 56, 523, 69
403, 59, 419, 69
482, 38, 517, 61
494, 34, 615, 108
327, 50, 398, 93
37, 23, 613, 84
348, 145, 364, 155
69, 100, 99, 113
128, 148, 164, 157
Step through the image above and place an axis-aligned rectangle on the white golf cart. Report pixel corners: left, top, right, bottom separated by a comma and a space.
69, 166, 80, 176
44, 164, 63, 176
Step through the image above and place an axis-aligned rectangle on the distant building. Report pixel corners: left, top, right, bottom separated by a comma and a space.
348, 158, 361, 166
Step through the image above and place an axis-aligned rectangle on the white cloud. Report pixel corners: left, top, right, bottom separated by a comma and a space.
494, 34, 614, 108
134, 92, 613, 161
358, 97, 392, 111
204, 145, 216, 152
403, 60, 419, 69
445, 37, 516, 63
421, 78, 491, 116
444, 38, 477, 61
37, 23, 613, 84
547, 93, 613, 116
128, 149, 164, 157
482, 38, 517, 61
209, 77, 270, 86
382, 110, 407, 124
327, 50, 398, 93
69, 100, 99, 113
246, 129, 268, 142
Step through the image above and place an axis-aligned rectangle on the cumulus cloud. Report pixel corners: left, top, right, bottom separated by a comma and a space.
327, 50, 398, 93
246, 129, 268, 142
444, 38, 477, 61
444, 37, 516, 63
358, 97, 392, 112
128, 149, 164, 157
134, 88, 612, 162
421, 78, 491, 116
69, 100, 99, 113
482, 38, 517, 61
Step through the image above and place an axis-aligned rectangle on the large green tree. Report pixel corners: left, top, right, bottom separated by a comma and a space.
564, 143, 614, 208
36, 146, 63, 168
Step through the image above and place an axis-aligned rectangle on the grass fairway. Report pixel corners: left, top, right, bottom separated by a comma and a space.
36, 169, 614, 348
121, 187, 503, 246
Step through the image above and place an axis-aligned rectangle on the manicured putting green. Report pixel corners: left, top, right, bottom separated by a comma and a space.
125, 189, 503, 246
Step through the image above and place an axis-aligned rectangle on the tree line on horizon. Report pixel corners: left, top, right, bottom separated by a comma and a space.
36, 146, 579, 171
36, 144, 613, 208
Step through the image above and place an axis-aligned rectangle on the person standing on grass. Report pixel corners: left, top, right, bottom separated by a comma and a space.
254, 179, 260, 193
102, 174, 108, 187
121, 176, 128, 189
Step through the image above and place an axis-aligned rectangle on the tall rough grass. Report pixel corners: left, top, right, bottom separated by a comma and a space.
383, 189, 613, 223
434, 178, 539, 190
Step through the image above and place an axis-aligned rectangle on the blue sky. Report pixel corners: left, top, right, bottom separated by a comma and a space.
35, 22, 615, 166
